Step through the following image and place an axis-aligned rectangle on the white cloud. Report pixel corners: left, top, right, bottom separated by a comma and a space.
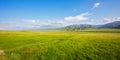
103, 17, 120, 23
93, 2, 100, 9
40, 20, 67, 28
30, 20, 68, 29
23, 20, 37, 23
0, 20, 68, 30
87, 17, 120, 25
64, 12, 90, 21
84, 19, 106, 25
0, 22, 25, 30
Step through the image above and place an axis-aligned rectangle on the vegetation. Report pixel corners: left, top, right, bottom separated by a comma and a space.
0, 30, 120, 60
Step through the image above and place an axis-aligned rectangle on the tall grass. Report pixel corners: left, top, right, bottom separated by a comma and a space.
0, 30, 120, 60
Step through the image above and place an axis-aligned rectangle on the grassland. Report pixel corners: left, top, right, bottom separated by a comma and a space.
0, 30, 120, 60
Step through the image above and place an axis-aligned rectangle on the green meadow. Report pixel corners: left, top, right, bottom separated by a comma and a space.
0, 30, 120, 60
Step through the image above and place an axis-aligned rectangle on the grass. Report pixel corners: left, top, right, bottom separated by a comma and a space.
0, 30, 120, 60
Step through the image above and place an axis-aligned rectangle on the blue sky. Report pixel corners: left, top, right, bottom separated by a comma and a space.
0, 0, 120, 30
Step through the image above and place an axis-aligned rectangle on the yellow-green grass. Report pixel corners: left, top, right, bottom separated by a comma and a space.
0, 30, 120, 60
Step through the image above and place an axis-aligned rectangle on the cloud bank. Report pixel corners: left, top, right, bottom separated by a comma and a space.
64, 12, 90, 21
23, 20, 37, 23
104, 17, 120, 22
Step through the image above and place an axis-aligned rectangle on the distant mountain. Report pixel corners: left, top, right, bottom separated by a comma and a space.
99, 21, 120, 28
64, 24, 93, 30
63, 21, 120, 30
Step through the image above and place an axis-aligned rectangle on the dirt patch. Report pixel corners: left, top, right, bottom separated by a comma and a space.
0, 50, 5, 55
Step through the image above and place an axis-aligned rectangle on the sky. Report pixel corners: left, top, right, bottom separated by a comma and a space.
0, 0, 120, 30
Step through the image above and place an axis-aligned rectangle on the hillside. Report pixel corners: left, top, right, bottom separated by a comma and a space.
64, 21, 120, 30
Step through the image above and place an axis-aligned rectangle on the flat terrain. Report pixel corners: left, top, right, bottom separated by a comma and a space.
0, 30, 120, 60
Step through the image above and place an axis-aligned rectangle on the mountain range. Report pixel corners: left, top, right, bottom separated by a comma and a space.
63, 21, 120, 30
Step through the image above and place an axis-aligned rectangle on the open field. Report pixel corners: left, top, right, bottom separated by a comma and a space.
0, 30, 120, 60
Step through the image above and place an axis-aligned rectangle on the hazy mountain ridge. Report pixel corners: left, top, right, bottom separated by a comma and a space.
99, 21, 120, 28
64, 21, 120, 30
